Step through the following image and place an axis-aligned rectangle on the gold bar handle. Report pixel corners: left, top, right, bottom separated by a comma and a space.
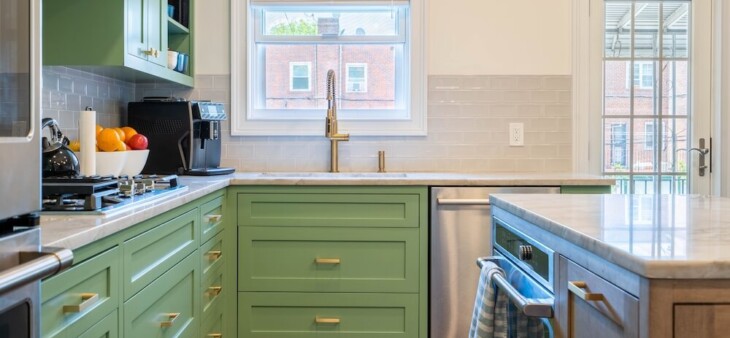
207, 286, 222, 297
206, 250, 222, 262
204, 214, 222, 223
315, 258, 341, 265
207, 334, 222, 338
568, 281, 604, 301
315, 316, 341, 324
160, 313, 181, 328
63, 293, 99, 313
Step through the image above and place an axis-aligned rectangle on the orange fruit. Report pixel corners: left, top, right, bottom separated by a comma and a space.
117, 142, 128, 151
113, 128, 126, 141
121, 127, 138, 142
95, 125, 104, 137
97, 128, 122, 152
68, 140, 80, 152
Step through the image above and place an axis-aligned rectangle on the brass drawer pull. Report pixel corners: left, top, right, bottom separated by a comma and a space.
315, 316, 341, 324
207, 286, 222, 297
206, 250, 222, 262
143, 48, 159, 58
63, 293, 99, 313
207, 334, 222, 338
204, 214, 222, 223
315, 258, 341, 265
568, 281, 605, 301
160, 313, 181, 328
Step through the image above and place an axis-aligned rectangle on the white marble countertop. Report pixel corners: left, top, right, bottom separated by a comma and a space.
40, 172, 611, 250
491, 193, 730, 279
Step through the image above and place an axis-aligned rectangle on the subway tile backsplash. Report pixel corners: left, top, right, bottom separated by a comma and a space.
45, 69, 572, 173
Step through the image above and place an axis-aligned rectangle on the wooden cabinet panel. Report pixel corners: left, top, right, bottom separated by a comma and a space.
556, 255, 639, 338
238, 292, 418, 338
238, 226, 419, 293
124, 252, 199, 338
674, 305, 730, 338
123, 208, 198, 299
41, 247, 119, 338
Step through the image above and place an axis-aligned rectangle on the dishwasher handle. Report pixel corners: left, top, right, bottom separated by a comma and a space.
477, 257, 553, 318
437, 198, 490, 206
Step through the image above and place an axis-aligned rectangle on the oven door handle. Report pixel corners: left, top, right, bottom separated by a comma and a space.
0, 247, 73, 294
477, 257, 553, 318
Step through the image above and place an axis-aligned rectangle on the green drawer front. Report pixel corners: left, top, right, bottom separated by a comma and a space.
123, 208, 198, 299
201, 230, 225, 279
560, 185, 612, 194
124, 252, 199, 338
238, 292, 418, 338
201, 196, 225, 243
202, 307, 223, 338
237, 192, 420, 228
78, 309, 118, 338
239, 227, 419, 293
41, 247, 119, 338
202, 262, 224, 318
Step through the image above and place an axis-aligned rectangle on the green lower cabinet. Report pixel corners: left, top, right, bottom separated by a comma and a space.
560, 185, 612, 194
123, 251, 199, 338
41, 247, 119, 338
238, 292, 419, 338
78, 310, 118, 338
201, 292, 224, 338
238, 226, 419, 293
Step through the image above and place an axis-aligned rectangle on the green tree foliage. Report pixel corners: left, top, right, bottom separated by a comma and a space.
271, 19, 317, 35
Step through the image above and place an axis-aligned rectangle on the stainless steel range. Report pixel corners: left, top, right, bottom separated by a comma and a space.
41, 175, 188, 215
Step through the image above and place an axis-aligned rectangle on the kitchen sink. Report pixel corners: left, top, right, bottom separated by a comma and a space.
257, 172, 408, 178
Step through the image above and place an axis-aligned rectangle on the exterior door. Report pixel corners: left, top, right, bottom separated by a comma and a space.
594, 0, 713, 194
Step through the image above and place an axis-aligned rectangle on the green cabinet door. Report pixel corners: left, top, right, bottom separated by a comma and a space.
560, 185, 612, 194
77, 310, 118, 338
126, 0, 166, 67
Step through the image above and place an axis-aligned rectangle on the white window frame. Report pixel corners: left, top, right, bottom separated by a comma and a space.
289, 62, 312, 92
230, 0, 427, 136
345, 63, 368, 93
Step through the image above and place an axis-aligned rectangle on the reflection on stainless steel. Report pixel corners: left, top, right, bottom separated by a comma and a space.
476, 257, 554, 318
0, 246, 73, 294
430, 186, 560, 338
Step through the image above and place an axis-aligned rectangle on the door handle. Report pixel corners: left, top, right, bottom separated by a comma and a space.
688, 138, 710, 177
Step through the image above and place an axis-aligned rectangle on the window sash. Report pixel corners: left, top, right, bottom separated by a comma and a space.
253, 6, 407, 44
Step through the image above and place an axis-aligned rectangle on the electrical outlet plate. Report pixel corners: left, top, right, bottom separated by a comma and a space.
509, 123, 524, 146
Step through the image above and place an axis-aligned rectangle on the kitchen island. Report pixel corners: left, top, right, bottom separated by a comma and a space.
490, 193, 730, 338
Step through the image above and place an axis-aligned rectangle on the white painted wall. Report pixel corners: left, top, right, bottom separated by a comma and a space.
194, 0, 573, 75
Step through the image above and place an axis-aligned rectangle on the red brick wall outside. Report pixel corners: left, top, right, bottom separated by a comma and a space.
264, 45, 396, 111
603, 61, 688, 173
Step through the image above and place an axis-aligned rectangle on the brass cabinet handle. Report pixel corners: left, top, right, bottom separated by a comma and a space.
207, 286, 222, 297
206, 250, 222, 262
315, 316, 341, 324
143, 48, 159, 58
568, 281, 605, 301
315, 258, 341, 265
160, 313, 181, 328
205, 214, 222, 223
207, 334, 222, 338
63, 293, 99, 313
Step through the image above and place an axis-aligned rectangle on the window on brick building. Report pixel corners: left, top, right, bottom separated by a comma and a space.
626, 61, 654, 89
346, 63, 367, 93
231, 0, 426, 136
290, 62, 311, 92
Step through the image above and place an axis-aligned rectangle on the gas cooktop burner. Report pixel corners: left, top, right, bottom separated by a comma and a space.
41, 174, 186, 215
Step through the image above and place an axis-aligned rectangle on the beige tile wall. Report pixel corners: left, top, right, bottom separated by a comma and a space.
137, 74, 573, 173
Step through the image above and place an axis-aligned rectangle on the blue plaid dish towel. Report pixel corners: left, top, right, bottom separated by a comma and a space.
469, 261, 546, 338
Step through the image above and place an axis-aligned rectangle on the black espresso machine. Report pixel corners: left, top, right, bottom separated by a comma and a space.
128, 97, 234, 176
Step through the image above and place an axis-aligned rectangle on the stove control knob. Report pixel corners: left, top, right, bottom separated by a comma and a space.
518, 245, 533, 261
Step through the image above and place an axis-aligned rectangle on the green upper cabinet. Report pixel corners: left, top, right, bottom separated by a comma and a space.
43, 0, 194, 87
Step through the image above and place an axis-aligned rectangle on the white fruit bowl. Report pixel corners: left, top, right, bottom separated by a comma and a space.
120, 149, 150, 177
95, 151, 128, 177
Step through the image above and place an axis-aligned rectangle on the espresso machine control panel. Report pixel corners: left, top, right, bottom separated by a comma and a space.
192, 101, 227, 121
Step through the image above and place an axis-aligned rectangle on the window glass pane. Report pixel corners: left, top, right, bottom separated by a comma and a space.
633, 118, 657, 172
605, 61, 632, 116
634, 3, 660, 58
662, 2, 689, 58
664, 117, 688, 173
348, 66, 364, 79
661, 61, 688, 116
261, 44, 396, 110
604, 2, 633, 58
633, 61, 657, 115
632, 175, 657, 194
292, 78, 309, 90
604, 118, 630, 173
263, 8, 399, 37
292, 64, 309, 77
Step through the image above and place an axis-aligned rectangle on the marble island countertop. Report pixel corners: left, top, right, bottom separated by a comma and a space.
490, 193, 730, 279
40, 172, 612, 250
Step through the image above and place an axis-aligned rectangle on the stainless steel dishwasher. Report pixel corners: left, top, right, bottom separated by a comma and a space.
430, 186, 560, 338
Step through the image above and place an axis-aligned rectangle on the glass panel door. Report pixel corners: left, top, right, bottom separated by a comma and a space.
601, 0, 708, 194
